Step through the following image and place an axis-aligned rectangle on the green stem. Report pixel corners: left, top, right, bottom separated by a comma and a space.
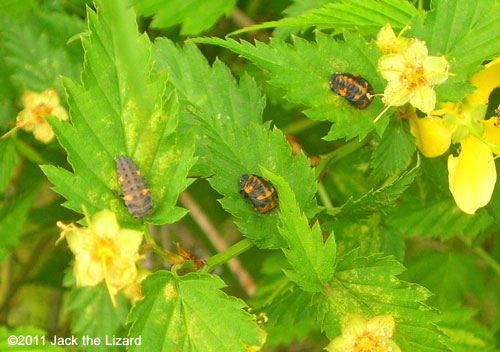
465, 120, 500, 151
262, 276, 291, 307
323, 283, 346, 314
315, 137, 369, 181
143, 224, 171, 262
203, 238, 255, 272
282, 118, 319, 135
317, 182, 333, 208
473, 246, 500, 278
13, 137, 48, 164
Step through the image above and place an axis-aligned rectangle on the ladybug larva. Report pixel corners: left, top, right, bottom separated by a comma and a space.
329, 72, 374, 109
239, 174, 279, 214
116, 155, 152, 218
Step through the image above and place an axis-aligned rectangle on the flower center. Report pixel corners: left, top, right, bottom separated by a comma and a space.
348, 330, 391, 352
402, 61, 427, 91
32, 103, 53, 124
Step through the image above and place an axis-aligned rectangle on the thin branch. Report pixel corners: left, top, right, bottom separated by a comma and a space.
230, 7, 268, 42
179, 192, 257, 295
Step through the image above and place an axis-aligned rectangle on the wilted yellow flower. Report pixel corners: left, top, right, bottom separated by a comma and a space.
375, 24, 410, 54
378, 39, 449, 114
122, 268, 150, 305
16, 89, 68, 143
325, 314, 400, 352
57, 209, 142, 306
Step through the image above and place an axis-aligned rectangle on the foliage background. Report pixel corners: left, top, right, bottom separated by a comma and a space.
0, 0, 499, 351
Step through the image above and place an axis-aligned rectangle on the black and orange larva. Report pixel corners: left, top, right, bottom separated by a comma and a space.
116, 155, 152, 218
329, 72, 374, 109
239, 174, 279, 214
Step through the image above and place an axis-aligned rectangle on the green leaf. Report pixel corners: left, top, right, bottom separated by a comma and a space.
194, 32, 390, 141
127, 271, 262, 352
233, 0, 419, 37
0, 182, 41, 261
371, 117, 416, 181
327, 159, 419, 219
0, 12, 82, 97
401, 250, 485, 307
263, 169, 335, 292
324, 217, 405, 260
0, 326, 65, 351
40, 0, 195, 227
134, 0, 236, 35
67, 283, 129, 352
409, 0, 500, 102
0, 138, 18, 193
189, 110, 317, 248
317, 250, 449, 351
385, 198, 493, 239
272, 0, 331, 39
261, 286, 318, 346
0, 0, 38, 19
439, 306, 498, 352
151, 39, 265, 176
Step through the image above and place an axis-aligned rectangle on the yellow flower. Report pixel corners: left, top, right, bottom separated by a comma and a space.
16, 89, 68, 143
448, 135, 497, 214
325, 314, 401, 352
378, 39, 449, 114
57, 209, 143, 306
375, 24, 410, 54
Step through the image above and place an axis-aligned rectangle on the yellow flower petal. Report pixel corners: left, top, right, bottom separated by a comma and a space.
118, 229, 144, 257
468, 54, 500, 105
410, 84, 436, 114
409, 115, 452, 157
92, 209, 120, 240
378, 54, 406, 82
483, 118, 500, 154
32, 121, 54, 143
448, 136, 497, 214
402, 39, 428, 63
342, 314, 368, 338
367, 315, 395, 338
324, 336, 352, 352
382, 81, 411, 106
423, 55, 449, 85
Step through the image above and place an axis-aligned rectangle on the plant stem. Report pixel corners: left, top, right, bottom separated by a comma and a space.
13, 136, 48, 164
317, 181, 333, 208
179, 192, 256, 294
282, 118, 319, 135
203, 238, 255, 272
143, 224, 171, 262
315, 137, 369, 181
473, 245, 500, 277
323, 283, 346, 314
